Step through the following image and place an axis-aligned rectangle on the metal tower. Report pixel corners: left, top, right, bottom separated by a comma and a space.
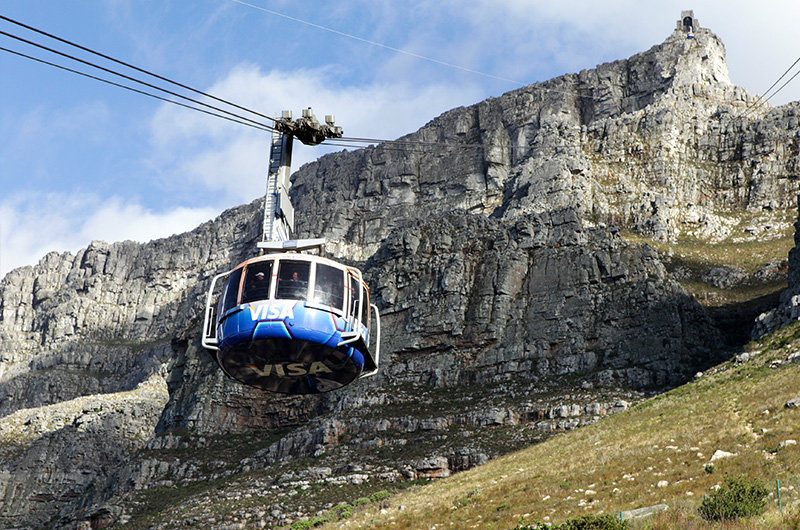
260, 108, 342, 248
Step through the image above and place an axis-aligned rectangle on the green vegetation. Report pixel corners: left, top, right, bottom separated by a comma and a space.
369, 490, 392, 503
144, 428, 286, 464
285, 491, 397, 529
627, 232, 793, 276
763, 319, 800, 351
698, 474, 769, 521
647, 502, 800, 530
621, 229, 793, 306
515, 515, 629, 530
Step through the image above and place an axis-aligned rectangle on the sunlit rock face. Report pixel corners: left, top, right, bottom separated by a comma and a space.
292, 26, 798, 249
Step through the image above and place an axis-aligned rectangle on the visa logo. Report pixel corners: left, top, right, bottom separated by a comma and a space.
248, 302, 294, 320
246, 362, 334, 377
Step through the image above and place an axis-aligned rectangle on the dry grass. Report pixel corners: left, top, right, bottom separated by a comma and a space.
643, 502, 800, 530
620, 229, 794, 276
324, 325, 800, 530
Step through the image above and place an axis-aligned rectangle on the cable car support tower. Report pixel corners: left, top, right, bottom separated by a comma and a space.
260, 108, 341, 250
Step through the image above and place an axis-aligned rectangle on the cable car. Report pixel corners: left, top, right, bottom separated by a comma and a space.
201, 240, 380, 394
200, 109, 379, 394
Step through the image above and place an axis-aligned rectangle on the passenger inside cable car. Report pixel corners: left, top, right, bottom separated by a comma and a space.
243, 265, 271, 302
276, 260, 309, 300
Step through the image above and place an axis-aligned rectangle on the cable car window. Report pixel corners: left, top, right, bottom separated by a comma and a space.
349, 274, 361, 322
242, 261, 273, 304
276, 260, 310, 300
314, 263, 345, 310
221, 267, 243, 314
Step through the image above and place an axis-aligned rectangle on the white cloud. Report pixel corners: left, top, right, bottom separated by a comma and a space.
0, 192, 217, 278
148, 63, 485, 205
78, 198, 218, 245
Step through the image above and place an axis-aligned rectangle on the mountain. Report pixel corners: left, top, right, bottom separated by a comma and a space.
1, 13, 800, 529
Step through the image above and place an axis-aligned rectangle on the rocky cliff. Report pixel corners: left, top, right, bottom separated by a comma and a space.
293, 28, 798, 248
1, 20, 800, 529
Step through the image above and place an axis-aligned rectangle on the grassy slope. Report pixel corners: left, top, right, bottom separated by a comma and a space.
621, 231, 794, 307
329, 322, 800, 530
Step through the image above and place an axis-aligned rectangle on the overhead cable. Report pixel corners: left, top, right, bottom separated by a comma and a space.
0, 27, 276, 132
0, 14, 278, 126
0, 34, 500, 152
763, 56, 800, 100
227, 1, 664, 104
766, 67, 800, 102
0, 19, 523, 153
0, 45, 273, 133
740, 55, 800, 118
233, 0, 800, 115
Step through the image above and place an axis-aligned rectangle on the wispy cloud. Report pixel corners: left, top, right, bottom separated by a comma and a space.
0, 192, 216, 277
148, 63, 484, 204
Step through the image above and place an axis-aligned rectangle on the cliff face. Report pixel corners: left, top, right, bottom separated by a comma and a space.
2, 23, 800, 529
366, 209, 717, 389
293, 28, 799, 251
0, 200, 261, 415
754, 197, 800, 335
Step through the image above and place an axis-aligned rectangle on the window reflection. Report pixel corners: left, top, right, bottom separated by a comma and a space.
242, 261, 273, 303
348, 274, 360, 322
221, 268, 243, 314
314, 264, 344, 309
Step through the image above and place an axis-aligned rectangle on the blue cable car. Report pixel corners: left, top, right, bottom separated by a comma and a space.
201, 110, 378, 394
201, 243, 380, 394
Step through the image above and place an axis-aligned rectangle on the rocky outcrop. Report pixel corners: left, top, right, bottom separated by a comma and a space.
2, 19, 800, 529
0, 200, 264, 417
368, 209, 719, 388
292, 28, 799, 251
0, 374, 168, 529
753, 196, 800, 336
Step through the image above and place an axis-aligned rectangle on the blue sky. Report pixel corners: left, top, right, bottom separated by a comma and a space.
2, 0, 800, 278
